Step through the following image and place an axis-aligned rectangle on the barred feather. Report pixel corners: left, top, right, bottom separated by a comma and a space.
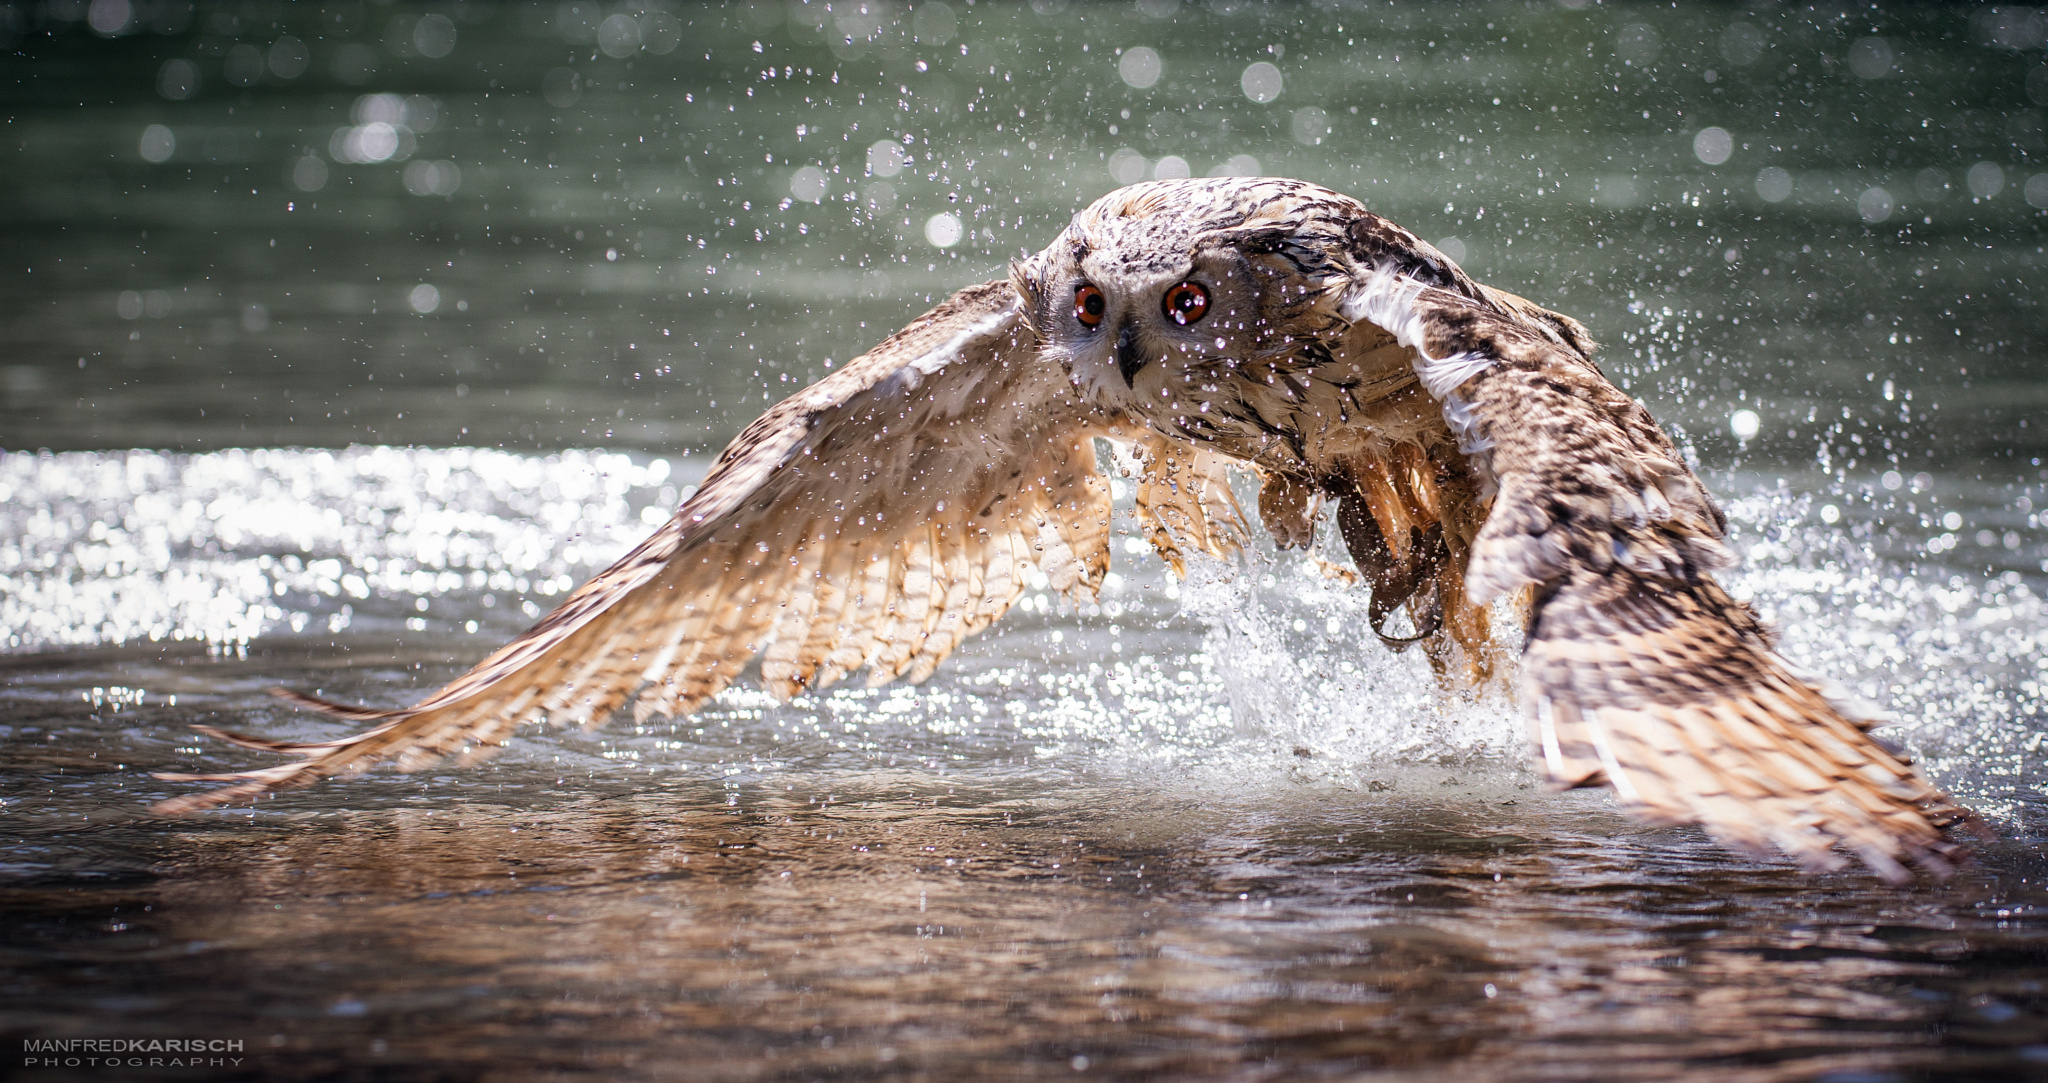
1359, 271, 1966, 879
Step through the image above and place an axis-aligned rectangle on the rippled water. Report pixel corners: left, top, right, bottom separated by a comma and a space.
7, 3, 2048, 1080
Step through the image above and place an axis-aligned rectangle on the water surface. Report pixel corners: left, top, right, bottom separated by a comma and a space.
6, 3, 2048, 1080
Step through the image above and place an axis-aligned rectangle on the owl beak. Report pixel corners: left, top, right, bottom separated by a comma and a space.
1115, 321, 1149, 388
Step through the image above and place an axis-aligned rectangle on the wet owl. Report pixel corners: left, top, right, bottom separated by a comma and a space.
159, 178, 1967, 881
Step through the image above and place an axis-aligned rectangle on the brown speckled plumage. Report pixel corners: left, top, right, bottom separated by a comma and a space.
157, 179, 1966, 881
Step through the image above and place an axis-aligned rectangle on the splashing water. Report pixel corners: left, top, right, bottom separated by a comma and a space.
3, 447, 2040, 819
1713, 478, 2048, 819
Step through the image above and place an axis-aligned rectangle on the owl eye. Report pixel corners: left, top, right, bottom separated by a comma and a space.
1162, 281, 1209, 326
1073, 284, 1107, 328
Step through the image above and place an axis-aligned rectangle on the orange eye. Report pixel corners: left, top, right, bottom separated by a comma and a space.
1074, 284, 1107, 328
1162, 281, 1209, 326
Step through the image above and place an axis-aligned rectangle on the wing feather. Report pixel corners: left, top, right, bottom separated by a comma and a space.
1127, 437, 1250, 578
1344, 270, 1967, 879
155, 280, 1117, 814
790, 545, 867, 695
867, 538, 929, 684
904, 529, 984, 685
971, 530, 1031, 633
758, 538, 830, 699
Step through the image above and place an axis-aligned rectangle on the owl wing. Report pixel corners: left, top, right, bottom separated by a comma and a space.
1344, 272, 1968, 880
154, 280, 1246, 814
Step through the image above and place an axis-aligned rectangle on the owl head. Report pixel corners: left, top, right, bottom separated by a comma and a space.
1012, 178, 1427, 406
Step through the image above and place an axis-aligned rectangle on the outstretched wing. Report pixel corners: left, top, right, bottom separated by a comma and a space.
157, 281, 1146, 814
1343, 272, 1967, 880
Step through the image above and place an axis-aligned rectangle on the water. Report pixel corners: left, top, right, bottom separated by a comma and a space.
5, 3, 2048, 1079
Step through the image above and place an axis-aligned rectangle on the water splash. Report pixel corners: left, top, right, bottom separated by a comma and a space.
1717, 477, 2048, 817
3, 447, 2040, 813
1179, 554, 1523, 765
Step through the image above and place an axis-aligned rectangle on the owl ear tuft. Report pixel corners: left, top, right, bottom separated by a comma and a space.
1008, 259, 1044, 334
1008, 258, 1040, 300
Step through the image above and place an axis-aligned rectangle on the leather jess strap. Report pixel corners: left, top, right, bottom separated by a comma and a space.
1332, 487, 1447, 650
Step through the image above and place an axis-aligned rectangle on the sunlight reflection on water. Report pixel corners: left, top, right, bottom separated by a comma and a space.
3, 447, 2042, 815
0, 447, 691, 650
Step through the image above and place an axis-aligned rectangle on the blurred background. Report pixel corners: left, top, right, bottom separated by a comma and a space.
2, 0, 2043, 473
6, 4, 2048, 1080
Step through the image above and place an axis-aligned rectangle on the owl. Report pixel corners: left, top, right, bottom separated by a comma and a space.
158, 178, 1967, 881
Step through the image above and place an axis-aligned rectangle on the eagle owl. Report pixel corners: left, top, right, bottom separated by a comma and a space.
159, 179, 1966, 880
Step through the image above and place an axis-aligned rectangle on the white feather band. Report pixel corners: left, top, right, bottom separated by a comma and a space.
910, 300, 1020, 376
1339, 270, 1497, 401
1414, 351, 1496, 401
1441, 394, 1492, 456
1338, 270, 1428, 350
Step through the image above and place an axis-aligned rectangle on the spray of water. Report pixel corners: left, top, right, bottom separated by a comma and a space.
2, 448, 2039, 816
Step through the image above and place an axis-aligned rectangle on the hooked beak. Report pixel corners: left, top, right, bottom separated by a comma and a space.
1115, 322, 1149, 388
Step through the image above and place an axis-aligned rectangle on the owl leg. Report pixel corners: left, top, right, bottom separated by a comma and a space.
1329, 479, 1444, 649
1428, 534, 1502, 687
1328, 471, 1504, 691
1256, 470, 1321, 550
1429, 462, 1509, 688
